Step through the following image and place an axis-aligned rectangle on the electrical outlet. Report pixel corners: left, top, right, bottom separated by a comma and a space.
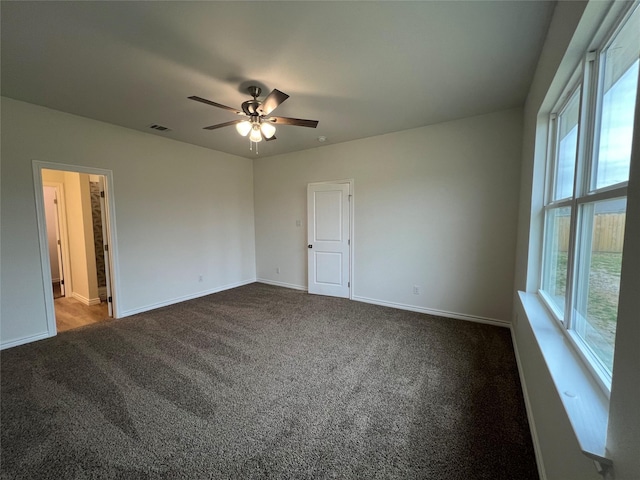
295, 220, 302, 227
413, 285, 420, 295
198, 275, 203, 282
276, 267, 280, 274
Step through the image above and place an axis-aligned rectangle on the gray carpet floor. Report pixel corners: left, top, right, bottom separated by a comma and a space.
1, 283, 538, 479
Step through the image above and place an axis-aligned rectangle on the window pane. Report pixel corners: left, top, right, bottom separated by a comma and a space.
573, 198, 626, 373
554, 89, 580, 200
541, 207, 572, 317
593, 6, 640, 190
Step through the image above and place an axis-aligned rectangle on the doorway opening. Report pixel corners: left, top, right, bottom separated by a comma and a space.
34, 162, 118, 336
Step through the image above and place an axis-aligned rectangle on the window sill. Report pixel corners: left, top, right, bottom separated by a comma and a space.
517, 291, 612, 467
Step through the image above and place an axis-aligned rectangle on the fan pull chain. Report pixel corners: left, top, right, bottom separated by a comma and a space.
248, 138, 259, 154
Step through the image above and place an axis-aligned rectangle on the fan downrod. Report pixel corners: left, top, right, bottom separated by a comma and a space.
248, 86, 261, 99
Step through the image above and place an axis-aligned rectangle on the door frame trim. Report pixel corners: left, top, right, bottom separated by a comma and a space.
307, 179, 354, 299
32, 160, 121, 337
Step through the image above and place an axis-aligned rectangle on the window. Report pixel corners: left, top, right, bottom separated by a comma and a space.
540, 3, 639, 388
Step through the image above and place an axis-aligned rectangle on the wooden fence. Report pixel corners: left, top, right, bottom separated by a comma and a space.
557, 213, 625, 253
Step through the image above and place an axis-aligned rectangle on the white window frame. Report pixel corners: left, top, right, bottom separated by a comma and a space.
539, 1, 638, 395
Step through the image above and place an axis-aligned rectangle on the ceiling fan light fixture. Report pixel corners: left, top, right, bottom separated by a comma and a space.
236, 121, 252, 137
189, 85, 319, 155
249, 124, 263, 143
260, 122, 276, 139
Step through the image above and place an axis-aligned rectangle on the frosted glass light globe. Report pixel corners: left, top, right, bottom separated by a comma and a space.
236, 121, 251, 136
260, 122, 276, 139
249, 125, 263, 143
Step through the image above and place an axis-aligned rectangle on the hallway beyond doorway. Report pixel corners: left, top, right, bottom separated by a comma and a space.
54, 296, 109, 332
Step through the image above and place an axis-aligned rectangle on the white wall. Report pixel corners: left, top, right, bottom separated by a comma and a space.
254, 108, 523, 323
63, 171, 99, 304
0, 97, 256, 347
512, 1, 640, 478
511, 5, 598, 477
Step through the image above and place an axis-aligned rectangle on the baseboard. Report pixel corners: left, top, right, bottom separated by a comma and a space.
352, 295, 510, 328
252, 285, 508, 327
1, 331, 51, 350
510, 327, 547, 480
71, 292, 102, 306
118, 278, 257, 317
257, 278, 308, 291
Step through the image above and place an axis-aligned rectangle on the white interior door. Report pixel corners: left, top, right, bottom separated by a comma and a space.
44, 185, 66, 296
307, 182, 350, 298
52, 188, 66, 297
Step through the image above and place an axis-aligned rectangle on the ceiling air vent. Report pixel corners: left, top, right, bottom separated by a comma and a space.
148, 124, 171, 132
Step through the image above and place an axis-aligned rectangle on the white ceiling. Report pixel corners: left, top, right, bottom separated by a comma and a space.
1, 1, 555, 159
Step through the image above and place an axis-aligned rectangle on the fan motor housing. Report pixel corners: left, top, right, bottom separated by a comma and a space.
241, 100, 261, 116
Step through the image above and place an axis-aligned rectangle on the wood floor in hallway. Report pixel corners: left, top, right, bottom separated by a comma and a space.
54, 296, 110, 332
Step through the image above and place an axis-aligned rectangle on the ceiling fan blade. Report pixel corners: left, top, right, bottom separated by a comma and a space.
203, 119, 245, 130
269, 116, 319, 128
258, 89, 289, 116
265, 135, 277, 142
189, 95, 242, 114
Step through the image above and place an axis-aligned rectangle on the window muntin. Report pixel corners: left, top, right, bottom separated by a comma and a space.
541, 3, 638, 388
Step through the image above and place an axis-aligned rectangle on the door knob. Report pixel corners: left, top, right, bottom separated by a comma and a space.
308, 244, 313, 248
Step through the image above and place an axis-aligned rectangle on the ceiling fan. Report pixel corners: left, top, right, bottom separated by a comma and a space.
188, 86, 319, 149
